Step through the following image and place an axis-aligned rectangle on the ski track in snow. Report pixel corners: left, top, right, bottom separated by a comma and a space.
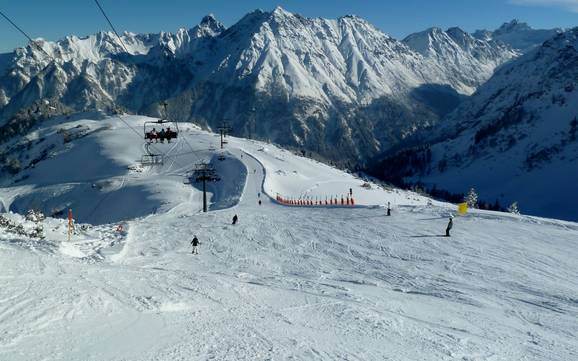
0, 116, 577, 360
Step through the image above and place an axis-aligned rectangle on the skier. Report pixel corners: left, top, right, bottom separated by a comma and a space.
387, 202, 391, 216
349, 188, 352, 196
445, 216, 453, 237
232, 214, 238, 225
191, 235, 199, 254
258, 200, 262, 206
159, 128, 166, 143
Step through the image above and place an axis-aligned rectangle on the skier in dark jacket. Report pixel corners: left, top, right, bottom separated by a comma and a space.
232, 214, 238, 225
191, 235, 199, 254
387, 202, 391, 216
445, 216, 453, 237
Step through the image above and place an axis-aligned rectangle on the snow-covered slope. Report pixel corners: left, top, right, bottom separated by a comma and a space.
393, 28, 578, 221
473, 19, 562, 53
0, 7, 518, 162
0, 114, 428, 224
0, 114, 577, 360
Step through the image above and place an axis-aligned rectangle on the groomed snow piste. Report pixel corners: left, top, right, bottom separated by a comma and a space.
0, 115, 577, 360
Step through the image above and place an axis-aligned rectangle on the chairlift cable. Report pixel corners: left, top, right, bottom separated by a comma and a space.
0, 10, 50, 57
94, 0, 205, 164
92, 0, 130, 53
91, 0, 193, 168
0, 10, 54, 61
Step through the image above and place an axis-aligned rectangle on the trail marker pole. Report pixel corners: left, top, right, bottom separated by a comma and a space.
67, 208, 74, 241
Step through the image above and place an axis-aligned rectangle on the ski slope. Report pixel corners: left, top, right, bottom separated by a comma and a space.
0, 115, 577, 360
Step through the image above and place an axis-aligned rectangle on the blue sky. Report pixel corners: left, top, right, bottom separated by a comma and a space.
0, 0, 577, 53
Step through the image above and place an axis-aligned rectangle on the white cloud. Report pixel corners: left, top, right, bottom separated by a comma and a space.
510, 0, 578, 12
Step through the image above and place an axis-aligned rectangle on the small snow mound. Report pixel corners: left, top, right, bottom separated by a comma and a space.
59, 242, 86, 258
158, 302, 191, 313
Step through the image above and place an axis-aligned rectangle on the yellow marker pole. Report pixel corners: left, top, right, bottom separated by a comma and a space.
457, 202, 468, 215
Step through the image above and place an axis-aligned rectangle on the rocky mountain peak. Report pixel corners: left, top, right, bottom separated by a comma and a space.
271, 6, 292, 18
495, 19, 532, 34
191, 14, 226, 38
446, 27, 468, 40
198, 14, 225, 36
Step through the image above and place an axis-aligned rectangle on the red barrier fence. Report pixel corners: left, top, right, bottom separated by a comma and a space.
275, 194, 355, 207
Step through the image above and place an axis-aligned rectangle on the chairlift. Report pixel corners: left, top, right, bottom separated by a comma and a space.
141, 154, 163, 165
143, 119, 178, 144
144, 102, 178, 143
141, 143, 164, 165
141, 102, 178, 166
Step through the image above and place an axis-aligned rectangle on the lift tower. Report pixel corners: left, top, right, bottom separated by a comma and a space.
192, 162, 220, 212
217, 122, 232, 149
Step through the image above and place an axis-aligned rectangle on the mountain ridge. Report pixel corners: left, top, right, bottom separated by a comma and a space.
0, 8, 523, 164
473, 19, 562, 52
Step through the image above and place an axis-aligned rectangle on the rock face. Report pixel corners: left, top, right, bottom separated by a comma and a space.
0, 7, 519, 163
373, 29, 578, 220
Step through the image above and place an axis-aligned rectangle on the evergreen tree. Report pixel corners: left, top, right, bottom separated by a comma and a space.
508, 201, 520, 215
465, 188, 478, 208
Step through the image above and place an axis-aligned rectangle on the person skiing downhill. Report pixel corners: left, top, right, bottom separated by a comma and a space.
445, 216, 453, 237
387, 202, 391, 216
191, 235, 199, 254
232, 214, 238, 225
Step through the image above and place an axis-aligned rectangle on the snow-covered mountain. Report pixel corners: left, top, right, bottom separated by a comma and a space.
403, 26, 517, 94
375, 28, 578, 221
473, 19, 562, 53
0, 7, 517, 163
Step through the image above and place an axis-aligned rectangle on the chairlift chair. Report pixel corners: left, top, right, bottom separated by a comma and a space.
144, 118, 179, 144
141, 154, 163, 165
141, 142, 164, 165
141, 103, 179, 165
